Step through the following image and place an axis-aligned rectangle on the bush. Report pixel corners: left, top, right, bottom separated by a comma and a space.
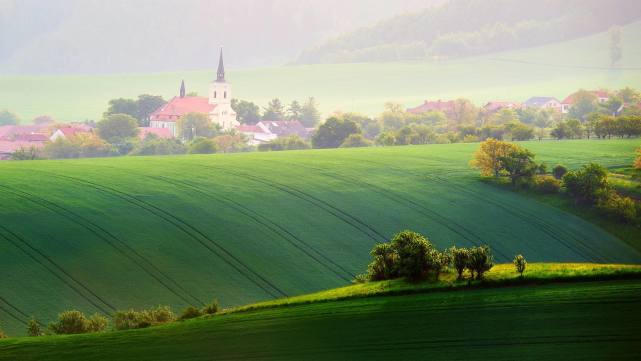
26, 318, 44, 337
367, 243, 398, 281
552, 164, 568, 179
340, 134, 373, 148
130, 138, 186, 156
179, 306, 203, 320
598, 192, 638, 223
87, 313, 108, 333
448, 246, 470, 280
48, 310, 95, 335
113, 306, 175, 330
258, 135, 310, 151
391, 230, 441, 281
202, 300, 220, 315
513, 254, 527, 277
468, 245, 494, 280
563, 163, 610, 203
0, 326, 7, 339
531, 175, 561, 194
188, 137, 218, 154
635, 147, 641, 170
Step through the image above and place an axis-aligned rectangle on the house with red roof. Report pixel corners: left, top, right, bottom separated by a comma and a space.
483, 101, 522, 113
407, 100, 457, 118
561, 90, 610, 113
149, 49, 238, 137
49, 124, 93, 142
238, 120, 310, 146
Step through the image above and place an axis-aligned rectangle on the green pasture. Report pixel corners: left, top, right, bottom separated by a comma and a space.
1, 21, 641, 121
0, 139, 639, 335
1, 277, 640, 360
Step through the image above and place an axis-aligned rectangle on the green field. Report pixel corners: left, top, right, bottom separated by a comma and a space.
2, 21, 641, 122
1, 269, 640, 360
0, 139, 640, 336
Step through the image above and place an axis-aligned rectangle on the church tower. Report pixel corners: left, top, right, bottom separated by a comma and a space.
208, 48, 238, 130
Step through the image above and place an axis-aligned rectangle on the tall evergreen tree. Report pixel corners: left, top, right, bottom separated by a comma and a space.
301, 97, 321, 127
262, 98, 285, 121
287, 100, 303, 121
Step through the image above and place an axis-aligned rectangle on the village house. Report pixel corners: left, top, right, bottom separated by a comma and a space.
523, 96, 562, 111
406, 100, 457, 118
561, 90, 610, 113
0, 124, 52, 160
238, 120, 310, 146
483, 101, 522, 113
49, 124, 94, 141
149, 49, 238, 137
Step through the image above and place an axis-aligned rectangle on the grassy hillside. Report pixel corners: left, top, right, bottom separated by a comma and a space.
1, 21, 641, 122
0, 139, 640, 336
1, 265, 641, 360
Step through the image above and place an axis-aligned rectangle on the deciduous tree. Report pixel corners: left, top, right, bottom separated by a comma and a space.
470, 138, 519, 177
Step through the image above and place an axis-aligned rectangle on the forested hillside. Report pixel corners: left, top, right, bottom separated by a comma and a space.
296, 0, 641, 64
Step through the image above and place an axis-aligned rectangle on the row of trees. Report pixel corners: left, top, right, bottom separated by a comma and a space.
472, 139, 641, 224
551, 114, 641, 139
231, 97, 321, 127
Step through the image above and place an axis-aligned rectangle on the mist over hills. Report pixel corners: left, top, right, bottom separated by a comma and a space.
0, 0, 439, 74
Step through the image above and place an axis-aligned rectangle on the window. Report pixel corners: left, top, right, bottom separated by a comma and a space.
224, 91, 227, 99
214, 91, 217, 98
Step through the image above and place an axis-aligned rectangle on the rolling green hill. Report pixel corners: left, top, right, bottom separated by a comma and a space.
1, 21, 641, 122
0, 139, 640, 336
1, 264, 641, 360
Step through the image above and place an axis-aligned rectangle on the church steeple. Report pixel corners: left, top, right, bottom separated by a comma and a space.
216, 48, 225, 83
179, 80, 186, 98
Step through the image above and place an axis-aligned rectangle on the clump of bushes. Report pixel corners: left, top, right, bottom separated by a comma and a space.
26, 318, 44, 337
48, 310, 108, 335
552, 164, 568, 179
531, 175, 561, 194
467, 245, 494, 280
202, 300, 220, 315
597, 192, 639, 223
179, 306, 203, 321
113, 306, 175, 330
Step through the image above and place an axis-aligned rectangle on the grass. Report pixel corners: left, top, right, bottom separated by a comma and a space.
0, 138, 640, 336
2, 21, 641, 121
1, 264, 640, 361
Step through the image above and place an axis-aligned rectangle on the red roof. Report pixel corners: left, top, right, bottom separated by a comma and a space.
562, 90, 610, 105
257, 120, 309, 138
484, 101, 521, 112
407, 100, 456, 115
138, 127, 173, 140
150, 96, 216, 122
0, 124, 51, 140
237, 124, 264, 133
56, 126, 92, 138
11, 133, 49, 142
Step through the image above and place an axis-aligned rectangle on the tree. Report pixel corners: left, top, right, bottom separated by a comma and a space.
312, 117, 360, 148
130, 137, 186, 156
0, 109, 19, 125
568, 90, 599, 121
380, 102, 406, 130
48, 310, 90, 335
104, 98, 138, 119
367, 243, 398, 281
32, 115, 54, 125
11, 146, 41, 160
97, 113, 139, 145
390, 230, 440, 281
340, 134, 372, 148
448, 246, 470, 280
262, 98, 285, 121
552, 164, 568, 180
287, 100, 303, 121
468, 245, 494, 280
177, 112, 214, 141
27, 318, 44, 337
617, 87, 641, 104
212, 134, 247, 153
594, 115, 617, 139
499, 147, 538, 187
231, 99, 261, 124
634, 147, 641, 170
450, 98, 479, 127
609, 26, 622, 68
258, 135, 310, 151
490, 108, 518, 125
470, 138, 519, 177
504, 122, 534, 141
136, 95, 165, 126
188, 137, 218, 154
563, 163, 610, 203
513, 254, 527, 277
300, 97, 321, 127
202, 300, 219, 315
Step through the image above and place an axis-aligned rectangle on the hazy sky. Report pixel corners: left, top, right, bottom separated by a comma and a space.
0, 0, 441, 74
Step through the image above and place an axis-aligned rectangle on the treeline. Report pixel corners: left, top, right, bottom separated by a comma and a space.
232, 98, 321, 127
0, 301, 220, 338
297, 0, 641, 64
296, 0, 641, 64
472, 139, 641, 224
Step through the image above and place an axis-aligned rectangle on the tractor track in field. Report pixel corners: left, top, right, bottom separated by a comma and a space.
0, 185, 204, 307
263, 161, 507, 258
195, 165, 388, 244
152, 175, 355, 282
32, 171, 287, 299
0, 225, 115, 315
0, 297, 30, 326
340, 155, 606, 262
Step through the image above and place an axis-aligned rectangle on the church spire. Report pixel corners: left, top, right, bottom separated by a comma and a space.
179, 80, 186, 98
216, 48, 225, 82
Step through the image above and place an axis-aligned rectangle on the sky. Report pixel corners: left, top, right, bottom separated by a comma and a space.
0, 0, 441, 74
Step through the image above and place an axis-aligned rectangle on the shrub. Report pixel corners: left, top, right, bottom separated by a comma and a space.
258, 135, 310, 151
87, 313, 108, 333
513, 254, 527, 277
531, 175, 561, 194
202, 300, 220, 315
392, 230, 441, 280
468, 245, 494, 280
26, 318, 44, 337
367, 243, 398, 281
635, 147, 641, 170
448, 246, 470, 280
563, 163, 610, 203
188, 137, 218, 154
552, 164, 568, 179
340, 134, 373, 148
0, 327, 7, 339
113, 306, 175, 330
179, 306, 203, 321
49, 310, 90, 334
598, 192, 638, 223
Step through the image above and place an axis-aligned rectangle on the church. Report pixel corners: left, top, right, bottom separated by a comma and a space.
149, 49, 239, 136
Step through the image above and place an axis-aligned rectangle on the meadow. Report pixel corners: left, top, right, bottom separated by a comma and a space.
1, 21, 641, 121
1, 273, 640, 360
0, 139, 640, 336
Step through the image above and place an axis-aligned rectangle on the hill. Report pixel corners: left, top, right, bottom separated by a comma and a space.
1, 264, 641, 360
1, 139, 640, 336
295, 0, 641, 64
2, 20, 641, 122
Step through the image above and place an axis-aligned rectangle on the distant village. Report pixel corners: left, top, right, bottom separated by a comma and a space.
1, 51, 640, 160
